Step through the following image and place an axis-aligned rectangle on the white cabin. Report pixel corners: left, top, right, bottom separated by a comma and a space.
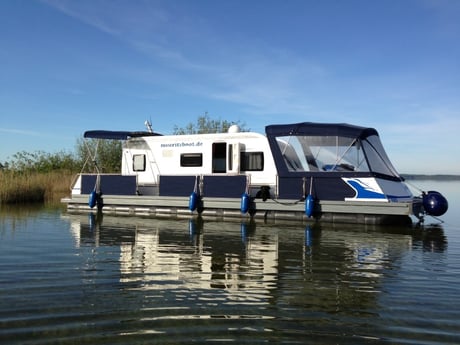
121, 126, 278, 194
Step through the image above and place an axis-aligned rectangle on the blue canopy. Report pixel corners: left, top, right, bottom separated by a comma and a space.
84, 130, 162, 140
265, 122, 378, 139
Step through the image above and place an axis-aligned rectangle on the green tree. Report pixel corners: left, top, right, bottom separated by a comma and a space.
75, 137, 122, 173
173, 113, 248, 134
8, 150, 79, 173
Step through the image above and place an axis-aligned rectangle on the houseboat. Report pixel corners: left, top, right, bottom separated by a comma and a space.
62, 121, 448, 224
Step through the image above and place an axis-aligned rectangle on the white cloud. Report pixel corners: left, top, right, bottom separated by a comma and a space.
41, 0, 328, 118
0, 127, 43, 136
42, 0, 170, 36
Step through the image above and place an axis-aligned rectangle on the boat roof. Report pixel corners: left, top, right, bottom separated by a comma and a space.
84, 130, 162, 140
265, 122, 378, 138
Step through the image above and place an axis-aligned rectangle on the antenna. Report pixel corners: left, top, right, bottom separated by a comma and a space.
144, 119, 153, 133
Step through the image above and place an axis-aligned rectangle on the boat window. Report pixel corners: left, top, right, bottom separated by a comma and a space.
275, 135, 370, 172
133, 154, 146, 172
180, 153, 203, 167
241, 152, 264, 171
361, 135, 399, 177
276, 137, 306, 171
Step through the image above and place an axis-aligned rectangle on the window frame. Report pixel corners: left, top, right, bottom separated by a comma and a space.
240, 151, 264, 171
180, 153, 203, 167
133, 154, 146, 172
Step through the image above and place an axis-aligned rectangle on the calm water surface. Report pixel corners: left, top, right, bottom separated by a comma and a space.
1, 181, 459, 344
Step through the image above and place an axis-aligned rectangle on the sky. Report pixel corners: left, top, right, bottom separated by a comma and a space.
1, 0, 459, 174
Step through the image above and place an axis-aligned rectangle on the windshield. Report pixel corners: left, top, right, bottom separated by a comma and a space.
275, 134, 399, 177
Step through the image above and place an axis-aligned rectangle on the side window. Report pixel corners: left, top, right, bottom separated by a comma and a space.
133, 154, 146, 171
241, 152, 264, 171
181, 153, 203, 167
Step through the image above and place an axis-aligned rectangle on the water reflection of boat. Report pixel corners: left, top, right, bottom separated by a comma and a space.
65, 214, 447, 312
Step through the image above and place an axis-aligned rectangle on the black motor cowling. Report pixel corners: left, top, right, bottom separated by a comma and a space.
422, 191, 448, 217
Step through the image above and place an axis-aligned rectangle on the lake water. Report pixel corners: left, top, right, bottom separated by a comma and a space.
1, 181, 459, 344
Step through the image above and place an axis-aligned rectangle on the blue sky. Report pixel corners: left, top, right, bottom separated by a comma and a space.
1, 0, 459, 174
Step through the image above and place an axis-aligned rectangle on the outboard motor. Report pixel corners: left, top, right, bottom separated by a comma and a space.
422, 191, 448, 217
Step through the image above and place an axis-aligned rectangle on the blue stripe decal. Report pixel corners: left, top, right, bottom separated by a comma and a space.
345, 179, 387, 200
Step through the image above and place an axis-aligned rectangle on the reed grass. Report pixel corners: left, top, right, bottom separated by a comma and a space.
0, 170, 74, 204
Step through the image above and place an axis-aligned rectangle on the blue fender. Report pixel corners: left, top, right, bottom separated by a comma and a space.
189, 191, 199, 211
88, 191, 97, 209
422, 191, 448, 216
241, 193, 250, 214
305, 194, 314, 218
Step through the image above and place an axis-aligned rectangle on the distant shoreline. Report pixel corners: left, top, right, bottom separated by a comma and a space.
401, 174, 460, 181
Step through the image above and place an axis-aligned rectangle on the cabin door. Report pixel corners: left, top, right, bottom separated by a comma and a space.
212, 142, 227, 173
227, 143, 240, 174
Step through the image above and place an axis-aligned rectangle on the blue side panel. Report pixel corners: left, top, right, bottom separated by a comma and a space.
159, 175, 247, 198
159, 176, 197, 197
202, 175, 246, 198
277, 177, 305, 199
277, 177, 355, 200
81, 175, 137, 195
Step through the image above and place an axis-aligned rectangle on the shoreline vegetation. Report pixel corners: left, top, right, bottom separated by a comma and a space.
0, 170, 75, 205
1, 169, 459, 205
401, 174, 460, 181
0, 140, 121, 205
